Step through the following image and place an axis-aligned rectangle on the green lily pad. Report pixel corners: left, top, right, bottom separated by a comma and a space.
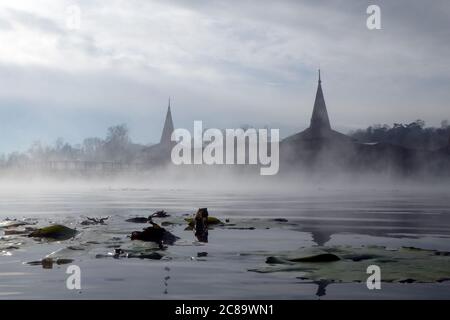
28, 225, 78, 240
185, 216, 223, 227
249, 246, 450, 283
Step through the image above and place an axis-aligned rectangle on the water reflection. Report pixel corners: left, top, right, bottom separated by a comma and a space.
193, 208, 209, 243
314, 280, 330, 297
164, 266, 170, 295
310, 229, 332, 246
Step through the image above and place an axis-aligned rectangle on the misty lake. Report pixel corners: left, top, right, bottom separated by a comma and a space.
1, 185, 449, 299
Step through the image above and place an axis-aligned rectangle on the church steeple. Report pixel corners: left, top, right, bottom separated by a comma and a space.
160, 98, 174, 144
309, 69, 331, 134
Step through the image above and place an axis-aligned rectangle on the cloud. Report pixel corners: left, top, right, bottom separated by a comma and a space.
6, 8, 64, 34
0, 0, 449, 153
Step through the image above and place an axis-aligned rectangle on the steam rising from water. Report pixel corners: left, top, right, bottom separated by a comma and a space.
0, 163, 449, 194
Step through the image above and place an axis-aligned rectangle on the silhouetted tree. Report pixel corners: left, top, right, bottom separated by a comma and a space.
104, 124, 133, 162
350, 120, 450, 150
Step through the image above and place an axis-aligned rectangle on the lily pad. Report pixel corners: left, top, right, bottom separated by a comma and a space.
0, 220, 30, 229
185, 216, 223, 227
127, 252, 163, 260
27, 258, 74, 269
126, 217, 150, 223
81, 216, 109, 225
28, 225, 78, 240
249, 246, 450, 283
131, 223, 178, 245
96, 247, 164, 260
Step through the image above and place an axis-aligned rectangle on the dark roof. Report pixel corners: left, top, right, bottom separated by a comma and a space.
160, 99, 174, 144
282, 71, 351, 144
309, 71, 331, 135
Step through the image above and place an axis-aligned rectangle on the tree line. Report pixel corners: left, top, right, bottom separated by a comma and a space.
349, 120, 450, 151
0, 124, 145, 166
1, 120, 449, 167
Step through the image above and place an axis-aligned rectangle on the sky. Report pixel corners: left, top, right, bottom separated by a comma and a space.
0, 0, 449, 153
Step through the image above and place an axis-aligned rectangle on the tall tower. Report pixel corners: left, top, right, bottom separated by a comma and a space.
160, 98, 174, 145
309, 70, 331, 135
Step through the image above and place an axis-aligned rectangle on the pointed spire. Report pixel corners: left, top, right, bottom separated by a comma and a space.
160, 98, 174, 144
309, 70, 331, 134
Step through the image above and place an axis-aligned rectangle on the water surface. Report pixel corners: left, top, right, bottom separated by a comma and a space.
1, 187, 449, 299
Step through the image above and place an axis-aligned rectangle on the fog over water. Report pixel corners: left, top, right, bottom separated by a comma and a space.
1, 179, 449, 299
1, 0, 449, 299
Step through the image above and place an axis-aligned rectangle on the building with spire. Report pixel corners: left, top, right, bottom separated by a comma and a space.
160, 98, 174, 145
141, 98, 176, 165
279, 70, 358, 171
282, 70, 352, 147
309, 70, 331, 135
279, 71, 449, 175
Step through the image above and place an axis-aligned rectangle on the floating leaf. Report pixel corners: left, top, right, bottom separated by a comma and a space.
185, 216, 223, 227
28, 225, 78, 240
250, 246, 450, 283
